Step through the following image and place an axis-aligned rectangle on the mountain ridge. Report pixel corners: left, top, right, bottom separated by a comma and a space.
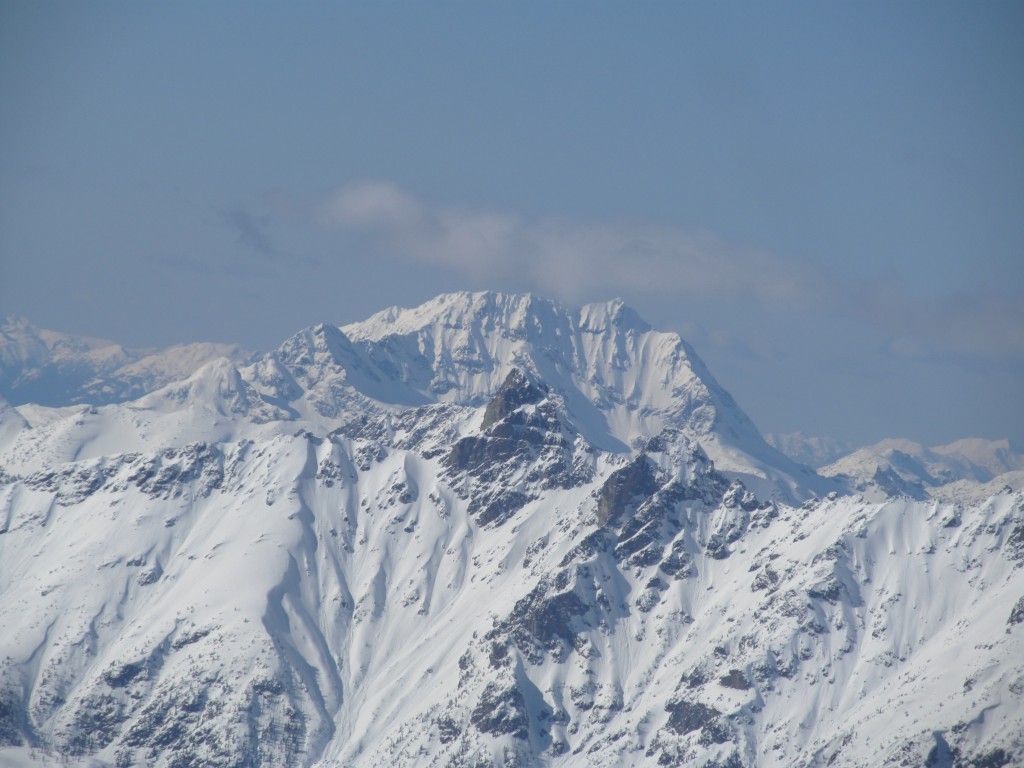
4, 293, 832, 501
5, 300, 1014, 501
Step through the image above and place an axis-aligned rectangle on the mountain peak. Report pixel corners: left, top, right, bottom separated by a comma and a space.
346, 292, 655, 345
337, 292, 827, 500
345, 291, 556, 343
577, 297, 651, 334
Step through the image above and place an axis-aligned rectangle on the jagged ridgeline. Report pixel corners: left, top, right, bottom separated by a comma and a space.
0, 292, 1021, 768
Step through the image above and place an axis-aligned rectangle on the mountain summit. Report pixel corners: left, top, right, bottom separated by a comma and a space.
326, 292, 826, 500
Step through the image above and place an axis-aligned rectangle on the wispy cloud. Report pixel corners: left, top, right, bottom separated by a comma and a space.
319, 180, 1024, 362
218, 207, 278, 258
319, 180, 833, 307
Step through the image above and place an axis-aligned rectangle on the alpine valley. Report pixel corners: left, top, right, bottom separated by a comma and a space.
0, 292, 1021, 768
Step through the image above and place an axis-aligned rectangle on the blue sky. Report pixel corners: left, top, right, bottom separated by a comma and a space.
2, 1, 1022, 447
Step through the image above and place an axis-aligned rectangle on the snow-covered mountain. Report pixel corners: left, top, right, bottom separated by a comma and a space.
0, 316, 249, 408
818, 438, 1024, 502
0, 292, 1021, 768
330, 293, 830, 501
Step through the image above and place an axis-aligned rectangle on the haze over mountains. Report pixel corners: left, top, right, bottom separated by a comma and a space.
764, 431, 1024, 503
0, 315, 249, 409
0, 293, 1021, 768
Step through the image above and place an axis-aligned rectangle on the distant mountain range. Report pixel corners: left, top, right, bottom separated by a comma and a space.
766, 431, 1024, 502
1, 315, 249, 408
1, 294, 1021, 768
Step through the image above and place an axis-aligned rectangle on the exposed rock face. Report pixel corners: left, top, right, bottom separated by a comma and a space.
480, 369, 548, 430
1009, 596, 1024, 626
596, 455, 660, 526
470, 683, 531, 740
444, 369, 591, 526
664, 698, 723, 737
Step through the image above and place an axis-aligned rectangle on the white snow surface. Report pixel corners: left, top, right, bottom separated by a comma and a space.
0, 293, 1021, 768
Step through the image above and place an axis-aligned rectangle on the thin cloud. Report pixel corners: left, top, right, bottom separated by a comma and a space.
319, 180, 833, 307
321, 180, 422, 229
318, 180, 1024, 362
203, 204, 320, 272
218, 207, 278, 258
